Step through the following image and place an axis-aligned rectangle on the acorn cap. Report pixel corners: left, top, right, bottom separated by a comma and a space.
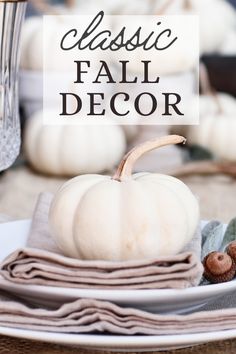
227, 241, 236, 263
203, 251, 236, 284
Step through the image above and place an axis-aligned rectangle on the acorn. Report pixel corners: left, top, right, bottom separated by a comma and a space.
227, 241, 236, 263
203, 251, 236, 283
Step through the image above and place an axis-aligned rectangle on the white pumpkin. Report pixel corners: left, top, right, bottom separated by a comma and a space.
197, 0, 236, 54
220, 29, 236, 55
122, 125, 140, 142
49, 135, 199, 261
75, 0, 123, 14
111, 13, 197, 75
105, 97, 140, 141
20, 17, 68, 71
24, 109, 126, 176
154, 0, 236, 55
20, 16, 110, 71
186, 93, 236, 161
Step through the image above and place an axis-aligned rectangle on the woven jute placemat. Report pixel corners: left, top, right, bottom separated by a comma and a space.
0, 336, 236, 354
0, 165, 236, 353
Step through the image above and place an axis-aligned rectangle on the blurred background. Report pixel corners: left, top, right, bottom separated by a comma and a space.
0, 0, 236, 223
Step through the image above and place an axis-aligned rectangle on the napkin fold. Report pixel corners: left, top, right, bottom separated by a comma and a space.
1, 292, 236, 335
0, 193, 203, 289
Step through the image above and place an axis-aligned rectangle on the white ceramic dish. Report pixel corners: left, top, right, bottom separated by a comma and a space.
1, 324, 236, 351
0, 219, 235, 314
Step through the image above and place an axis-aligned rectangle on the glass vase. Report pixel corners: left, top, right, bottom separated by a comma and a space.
0, 0, 27, 171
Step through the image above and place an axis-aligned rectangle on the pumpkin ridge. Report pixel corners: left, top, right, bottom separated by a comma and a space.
137, 177, 193, 253
71, 178, 116, 258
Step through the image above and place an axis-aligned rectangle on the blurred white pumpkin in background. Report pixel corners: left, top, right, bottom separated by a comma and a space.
20, 17, 69, 71
197, 0, 236, 54
111, 13, 197, 75
153, 0, 236, 55
49, 135, 199, 261
105, 97, 141, 142
20, 15, 110, 71
24, 109, 126, 176
185, 93, 236, 161
220, 29, 236, 55
122, 125, 140, 143
20, 0, 236, 70
187, 93, 236, 118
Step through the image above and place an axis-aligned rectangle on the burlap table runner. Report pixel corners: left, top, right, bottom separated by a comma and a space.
0, 167, 235, 223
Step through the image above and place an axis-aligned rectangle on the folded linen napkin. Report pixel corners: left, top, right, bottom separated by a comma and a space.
0, 193, 203, 289
1, 292, 236, 335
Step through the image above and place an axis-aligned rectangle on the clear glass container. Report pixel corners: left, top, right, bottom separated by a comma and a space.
0, 0, 27, 171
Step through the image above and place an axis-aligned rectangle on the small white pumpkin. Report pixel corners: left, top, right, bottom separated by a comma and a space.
24, 109, 126, 176
49, 135, 199, 261
186, 93, 236, 161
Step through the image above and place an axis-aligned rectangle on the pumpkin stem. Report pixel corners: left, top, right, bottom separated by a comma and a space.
112, 135, 186, 182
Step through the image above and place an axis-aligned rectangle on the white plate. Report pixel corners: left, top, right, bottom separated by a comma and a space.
0, 219, 235, 314
1, 324, 236, 351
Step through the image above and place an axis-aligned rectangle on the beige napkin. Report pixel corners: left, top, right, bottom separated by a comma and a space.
0, 193, 203, 289
1, 291, 236, 335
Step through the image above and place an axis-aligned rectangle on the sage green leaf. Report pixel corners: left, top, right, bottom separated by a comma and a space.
188, 145, 214, 162
220, 218, 236, 251
200, 277, 210, 286
202, 220, 221, 247
201, 222, 224, 260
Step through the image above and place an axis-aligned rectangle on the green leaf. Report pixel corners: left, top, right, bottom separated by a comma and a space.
202, 220, 221, 248
200, 277, 210, 286
220, 218, 236, 251
188, 145, 214, 161
201, 221, 224, 260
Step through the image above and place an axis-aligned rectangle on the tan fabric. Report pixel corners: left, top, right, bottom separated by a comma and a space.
0, 193, 203, 289
1, 290, 236, 335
